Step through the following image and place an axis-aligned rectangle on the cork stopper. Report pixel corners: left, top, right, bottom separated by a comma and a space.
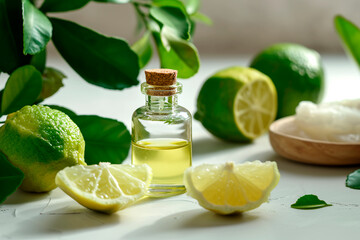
144, 69, 178, 96
145, 69, 177, 86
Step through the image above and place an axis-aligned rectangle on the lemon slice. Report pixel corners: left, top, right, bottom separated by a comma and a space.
184, 161, 280, 215
55, 162, 152, 214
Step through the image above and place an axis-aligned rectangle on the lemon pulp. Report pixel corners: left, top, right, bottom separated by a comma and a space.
56, 163, 152, 214
184, 161, 280, 215
234, 79, 277, 139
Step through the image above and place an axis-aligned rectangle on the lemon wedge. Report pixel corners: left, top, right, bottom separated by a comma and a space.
184, 161, 280, 215
56, 162, 152, 214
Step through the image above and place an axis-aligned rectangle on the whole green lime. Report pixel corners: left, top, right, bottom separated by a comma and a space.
195, 67, 277, 142
250, 43, 325, 119
0, 105, 86, 192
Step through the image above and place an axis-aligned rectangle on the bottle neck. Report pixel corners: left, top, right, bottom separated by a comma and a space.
145, 95, 178, 112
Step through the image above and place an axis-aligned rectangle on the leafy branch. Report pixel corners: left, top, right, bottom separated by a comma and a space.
335, 15, 360, 69
0, 0, 210, 165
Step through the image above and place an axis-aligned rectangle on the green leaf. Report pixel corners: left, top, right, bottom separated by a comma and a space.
1, 65, 42, 115
72, 115, 131, 165
346, 169, 360, 189
181, 0, 199, 15
191, 12, 212, 25
0, 0, 30, 73
153, 0, 187, 12
37, 67, 65, 101
0, 89, 4, 113
153, 31, 199, 78
40, 106, 132, 165
40, 0, 90, 13
93, 0, 129, 3
334, 15, 360, 68
150, 3, 190, 40
22, 0, 52, 55
51, 18, 139, 90
30, 48, 46, 73
132, 31, 153, 69
0, 151, 24, 204
134, 8, 146, 36
291, 194, 332, 209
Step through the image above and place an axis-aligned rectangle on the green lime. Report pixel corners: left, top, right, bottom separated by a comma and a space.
0, 105, 86, 192
195, 67, 277, 142
250, 43, 324, 119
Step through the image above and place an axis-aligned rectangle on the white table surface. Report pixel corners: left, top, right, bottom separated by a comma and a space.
1, 54, 360, 240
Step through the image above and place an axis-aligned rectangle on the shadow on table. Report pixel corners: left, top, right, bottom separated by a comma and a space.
6, 207, 120, 238
123, 209, 259, 239
192, 137, 248, 158
244, 150, 360, 177
3, 190, 51, 205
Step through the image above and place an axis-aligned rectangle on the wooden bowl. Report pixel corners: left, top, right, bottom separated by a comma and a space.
269, 116, 360, 165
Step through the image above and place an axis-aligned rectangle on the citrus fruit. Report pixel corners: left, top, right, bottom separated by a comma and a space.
194, 67, 277, 142
250, 43, 324, 119
184, 161, 280, 215
0, 105, 86, 192
55, 163, 152, 214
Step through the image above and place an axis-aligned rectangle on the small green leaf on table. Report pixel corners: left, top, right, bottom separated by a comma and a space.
132, 31, 153, 69
334, 15, 360, 69
51, 18, 139, 90
346, 169, 360, 189
1, 65, 42, 116
0, 151, 24, 204
22, 0, 52, 55
72, 115, 131, 165
40, 0, 90, 13
291, 194, 332, 209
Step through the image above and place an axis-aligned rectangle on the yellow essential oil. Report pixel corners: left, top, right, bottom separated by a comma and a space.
132, 138, 192, 196
131, 69, 192, 197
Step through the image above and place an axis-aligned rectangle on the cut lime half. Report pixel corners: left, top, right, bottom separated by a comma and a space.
195, 67, 277, 142
234, 79, 277, 139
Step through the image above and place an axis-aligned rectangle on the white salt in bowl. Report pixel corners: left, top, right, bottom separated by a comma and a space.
269, 116, 360, 165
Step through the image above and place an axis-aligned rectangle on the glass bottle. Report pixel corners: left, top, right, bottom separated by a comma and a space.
131, 69, 192, 197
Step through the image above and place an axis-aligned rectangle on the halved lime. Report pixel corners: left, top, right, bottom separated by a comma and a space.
195, 67, 277, 142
